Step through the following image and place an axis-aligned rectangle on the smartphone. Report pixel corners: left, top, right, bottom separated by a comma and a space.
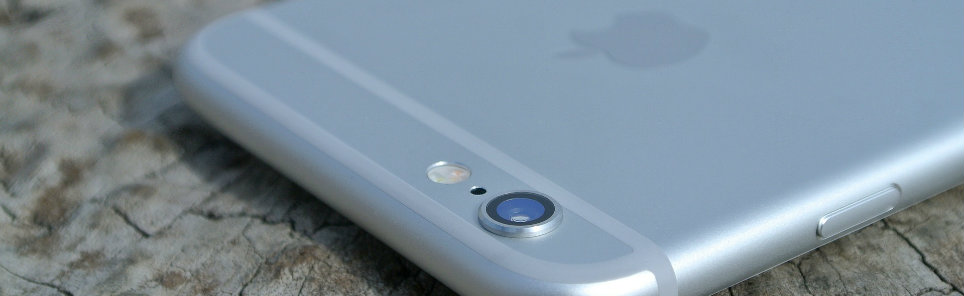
173, 1, 964, 295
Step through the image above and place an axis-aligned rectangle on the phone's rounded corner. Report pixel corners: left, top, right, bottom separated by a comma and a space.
172, 24, 215, 103
172, 8, 258, 92
430, 239, 673, 296
573, 269, 661, 296
546, 269, 661, 296
443, 254, 662, 296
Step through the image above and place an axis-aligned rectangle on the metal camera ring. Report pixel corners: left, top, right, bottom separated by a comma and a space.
478, 191, 563, 238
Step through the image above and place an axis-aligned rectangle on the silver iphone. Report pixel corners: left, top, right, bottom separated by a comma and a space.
174, 1, 964, 295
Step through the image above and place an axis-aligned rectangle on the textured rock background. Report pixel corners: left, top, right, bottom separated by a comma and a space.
0, 1, 961, 295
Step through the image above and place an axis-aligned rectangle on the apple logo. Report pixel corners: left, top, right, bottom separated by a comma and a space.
564, 11, 709, 68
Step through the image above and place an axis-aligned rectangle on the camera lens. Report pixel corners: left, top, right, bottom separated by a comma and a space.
497, 197, 546, 223
479, 192, 562, 237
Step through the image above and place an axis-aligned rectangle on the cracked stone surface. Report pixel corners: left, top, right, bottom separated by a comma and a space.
0, 1, 961, 295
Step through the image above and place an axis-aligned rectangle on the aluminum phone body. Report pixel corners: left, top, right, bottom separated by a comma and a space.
173, 1, 964, 295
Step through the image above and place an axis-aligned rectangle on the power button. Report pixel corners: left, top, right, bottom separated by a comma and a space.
817, 186, 900, 238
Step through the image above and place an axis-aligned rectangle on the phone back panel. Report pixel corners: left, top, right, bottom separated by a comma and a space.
176, 1, 964, 295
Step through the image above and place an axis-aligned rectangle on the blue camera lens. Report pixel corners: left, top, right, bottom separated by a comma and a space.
484, 192, 556, 227
496, 198, 546, 223
480, 192, 561, 237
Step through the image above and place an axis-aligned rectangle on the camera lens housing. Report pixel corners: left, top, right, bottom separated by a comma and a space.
479, 192, 563, 238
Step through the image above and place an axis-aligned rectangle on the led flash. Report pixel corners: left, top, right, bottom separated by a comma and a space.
426, 161, 471, 184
